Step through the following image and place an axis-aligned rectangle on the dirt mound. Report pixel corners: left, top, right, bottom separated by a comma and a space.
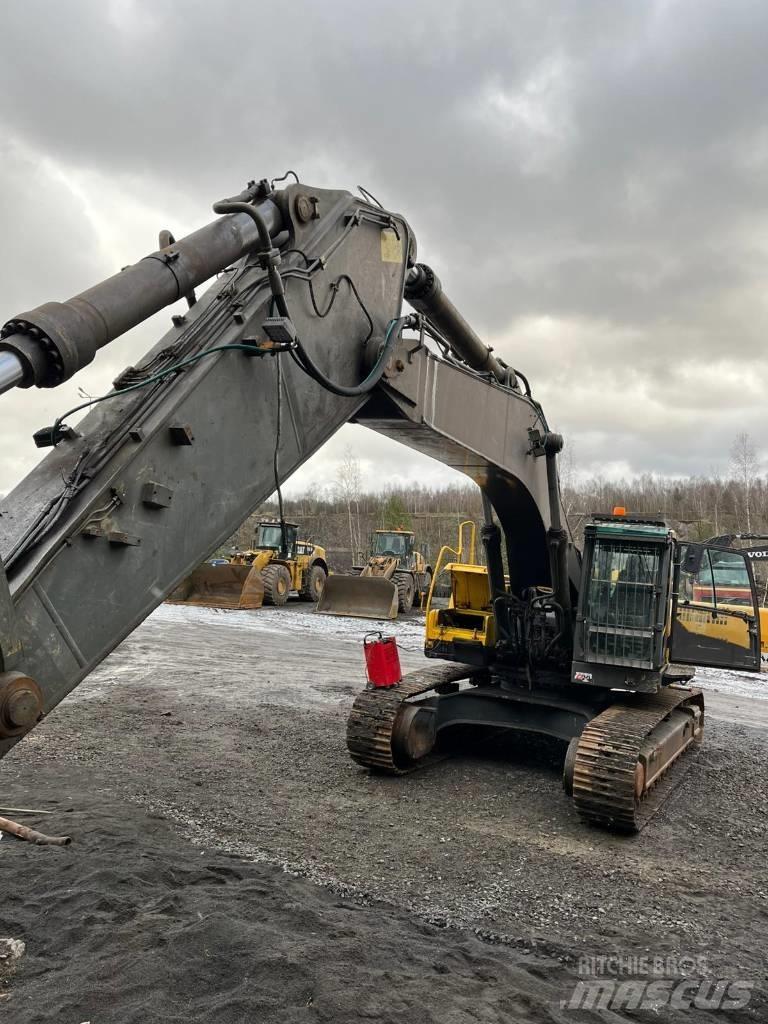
1, 788, 558, 1024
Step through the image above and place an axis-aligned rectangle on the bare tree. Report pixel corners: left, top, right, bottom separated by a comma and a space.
558, 437, 578, 520
335, 447, 363, 560
707, 469, 728, 537
730, 431, 758, 532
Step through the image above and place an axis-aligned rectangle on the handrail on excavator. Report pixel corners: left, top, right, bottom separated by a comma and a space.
424, 519, 478, 613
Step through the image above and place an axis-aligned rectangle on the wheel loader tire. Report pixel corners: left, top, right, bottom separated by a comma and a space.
262, 564, 291, 606
299, 564, 327, 603
396, 576, 415, 613
414, 570, 432, 608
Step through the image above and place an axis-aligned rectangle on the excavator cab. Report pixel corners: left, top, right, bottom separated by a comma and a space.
572, 516, 762, 689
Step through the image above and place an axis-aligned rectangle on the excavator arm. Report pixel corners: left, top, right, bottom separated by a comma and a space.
0, 179, 564, 761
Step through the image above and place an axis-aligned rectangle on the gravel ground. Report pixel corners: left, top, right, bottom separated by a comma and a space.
2, 602, 767, 1021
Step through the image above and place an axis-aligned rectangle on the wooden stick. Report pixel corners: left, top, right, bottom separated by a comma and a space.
0, 806, 54, 816
0, 816, 71, 846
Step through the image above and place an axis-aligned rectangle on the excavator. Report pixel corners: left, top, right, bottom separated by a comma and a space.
0, 176, 761, 833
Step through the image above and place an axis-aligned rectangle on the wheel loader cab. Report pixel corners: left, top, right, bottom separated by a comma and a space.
255, 521, 298, 560
670, 542, 761, 671
371, 530, 414, 563
370, 530, 429, 582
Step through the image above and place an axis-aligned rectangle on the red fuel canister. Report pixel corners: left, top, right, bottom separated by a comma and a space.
363, 632, 402, 688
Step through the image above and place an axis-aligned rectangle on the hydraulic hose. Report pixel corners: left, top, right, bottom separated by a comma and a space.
212, 199, 273, 252
214, 194, 404, 399
212, 198, 290, 318
290, 316, 407, 398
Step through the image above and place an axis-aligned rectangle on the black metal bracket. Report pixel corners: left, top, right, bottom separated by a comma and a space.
33, 424, 78, 449
405, 314, 426, 364
527, 428, 564, 458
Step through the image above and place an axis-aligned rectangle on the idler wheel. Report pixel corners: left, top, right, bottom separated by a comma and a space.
562, 736, 580, 796
391, 704, 436, 768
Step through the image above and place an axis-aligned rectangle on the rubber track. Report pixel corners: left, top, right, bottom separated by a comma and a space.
572, 687, 704, 833
346, 663, 472, 773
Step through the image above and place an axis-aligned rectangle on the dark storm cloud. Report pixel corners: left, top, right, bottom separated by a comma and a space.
1, 0, 767, 490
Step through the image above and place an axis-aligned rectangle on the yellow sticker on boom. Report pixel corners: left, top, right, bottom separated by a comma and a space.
380, 228, 402, 263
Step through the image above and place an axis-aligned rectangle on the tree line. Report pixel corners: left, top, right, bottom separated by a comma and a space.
226, 433, 765, 570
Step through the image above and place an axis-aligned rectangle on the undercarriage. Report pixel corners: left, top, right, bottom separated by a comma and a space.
347, 665, 704, 833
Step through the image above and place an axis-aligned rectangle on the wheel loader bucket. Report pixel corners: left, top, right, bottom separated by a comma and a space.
166, 563, 265, 610
316, 575, 399, 619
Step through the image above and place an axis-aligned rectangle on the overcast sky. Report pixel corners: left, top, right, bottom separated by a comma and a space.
1, 0, 767, 497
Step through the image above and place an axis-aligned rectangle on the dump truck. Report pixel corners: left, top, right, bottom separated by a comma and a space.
167, 520, 327, 609
0, 175, 762, 834
317, 528, 432, 619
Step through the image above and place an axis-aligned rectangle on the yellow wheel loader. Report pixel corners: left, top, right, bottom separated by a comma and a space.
167, 521, 328, 610
317, 528, 432, 619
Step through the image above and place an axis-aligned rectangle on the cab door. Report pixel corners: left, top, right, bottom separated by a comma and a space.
670, 543, 761, 671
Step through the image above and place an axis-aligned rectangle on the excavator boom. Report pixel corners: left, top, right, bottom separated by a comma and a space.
0, 182, 414, 758
0, 177, 564, 763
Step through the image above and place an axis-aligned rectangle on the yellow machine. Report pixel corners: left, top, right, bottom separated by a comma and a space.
676, 544, 766, 667
318, 528, 432, 619
168, 521, 328, 610
424, 522, 496, 663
